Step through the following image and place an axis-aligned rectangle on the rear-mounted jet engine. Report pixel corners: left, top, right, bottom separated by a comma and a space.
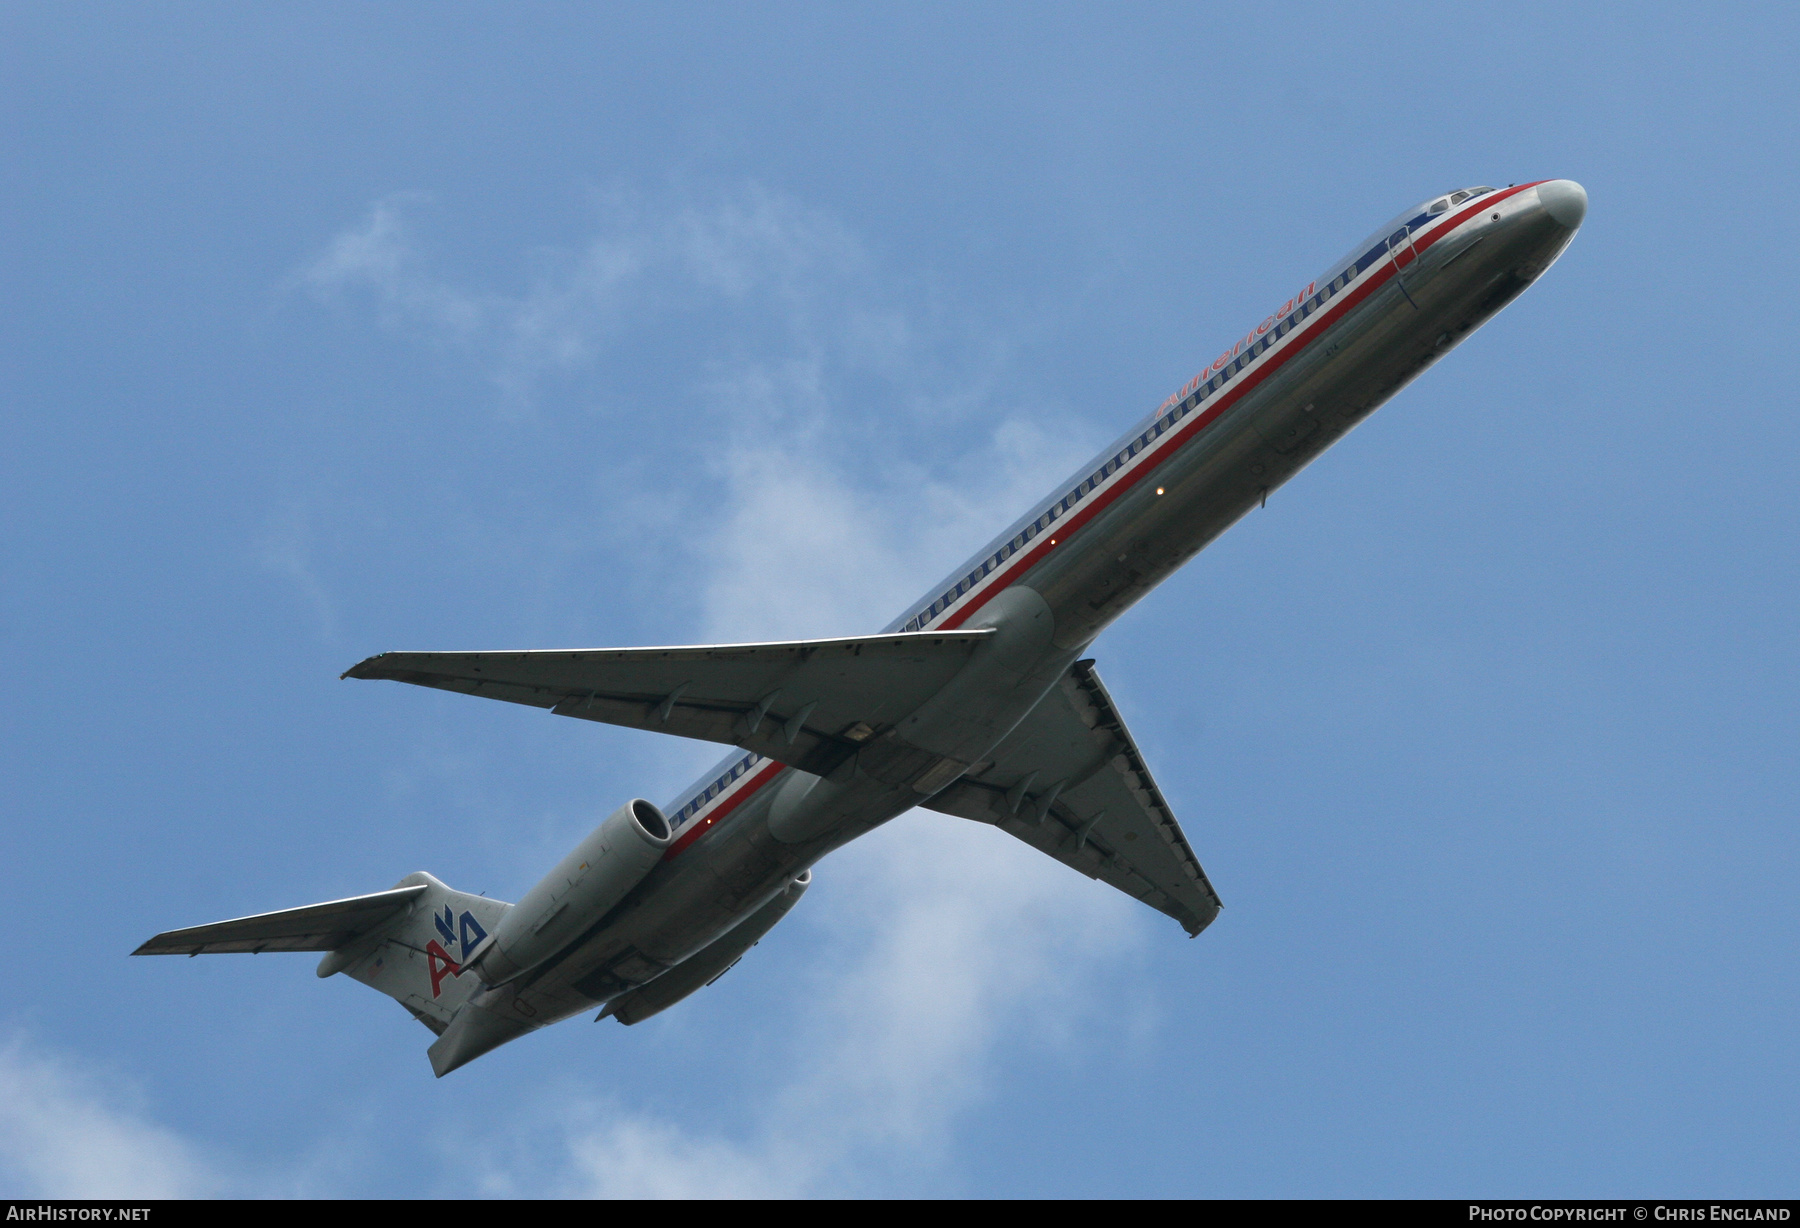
466, 798, 672, 985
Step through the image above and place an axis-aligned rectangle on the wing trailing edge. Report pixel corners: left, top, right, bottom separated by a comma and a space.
131, 884, 429, 956
922, 659, 1222, 936
342, 629, 996, 777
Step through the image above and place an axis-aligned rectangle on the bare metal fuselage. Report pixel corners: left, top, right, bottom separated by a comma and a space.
418, 180, 1585, 1069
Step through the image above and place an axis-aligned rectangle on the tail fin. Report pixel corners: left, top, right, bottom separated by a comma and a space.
330, 873, 512, 1034
133, 872, 512, 1035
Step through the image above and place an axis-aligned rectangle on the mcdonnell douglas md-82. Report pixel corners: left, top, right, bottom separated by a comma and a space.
137, 179, 1588, 1076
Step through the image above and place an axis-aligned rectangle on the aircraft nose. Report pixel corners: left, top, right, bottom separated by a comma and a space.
1536, 179, 1588, 230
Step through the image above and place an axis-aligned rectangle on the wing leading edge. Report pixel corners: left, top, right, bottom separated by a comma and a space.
346, 636, 1220, 934
922, 660, 1221, 936
343, 630, 995, 778
131, 884, 429, 956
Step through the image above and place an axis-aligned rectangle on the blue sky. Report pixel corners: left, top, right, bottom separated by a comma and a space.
2, 1, 1796, 1198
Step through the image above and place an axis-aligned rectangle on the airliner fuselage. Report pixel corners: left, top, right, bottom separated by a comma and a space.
137, 180, 1588, 1076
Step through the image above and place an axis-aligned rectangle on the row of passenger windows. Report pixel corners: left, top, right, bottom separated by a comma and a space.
899, 262, 1366, 633
674, 752, 762, 825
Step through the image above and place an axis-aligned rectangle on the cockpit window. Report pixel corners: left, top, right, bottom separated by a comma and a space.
1449, 186, 1495, 207
1312, 185, 1498, 288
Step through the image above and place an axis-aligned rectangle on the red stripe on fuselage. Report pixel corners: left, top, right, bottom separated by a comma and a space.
935, 182, 1541, 630
1415, 182, 1543, 259
666, 759, 787, 859
666, 183, 1545, 856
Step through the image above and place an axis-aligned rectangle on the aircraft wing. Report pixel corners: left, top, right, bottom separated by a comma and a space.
343, 631, 995, 777
921, 660, 1222, 936
131, 884, 429, 956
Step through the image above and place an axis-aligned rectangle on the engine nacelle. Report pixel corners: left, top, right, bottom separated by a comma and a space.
604, 869, 810, 1026
469, 798, 672, 985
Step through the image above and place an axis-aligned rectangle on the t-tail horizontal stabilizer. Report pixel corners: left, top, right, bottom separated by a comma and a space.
131, 884, 429, 956
133, 872, 514, 1043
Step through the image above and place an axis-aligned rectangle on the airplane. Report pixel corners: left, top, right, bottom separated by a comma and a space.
135, 179, 1588, 1076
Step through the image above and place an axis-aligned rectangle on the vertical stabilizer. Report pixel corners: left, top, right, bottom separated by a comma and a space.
326, 872, 513, 1035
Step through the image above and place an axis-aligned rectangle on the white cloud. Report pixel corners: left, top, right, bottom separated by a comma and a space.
300, 194, 486, 339
256, 500, 338, 642
300, 185, 866, 417
785, 813, 1140, 1163
532, 814, 1140, 1198
294, 183, 1098, 641
557, 1116, 800, 1199
0, 1036, 223, 1199
688, 341, 1095, 644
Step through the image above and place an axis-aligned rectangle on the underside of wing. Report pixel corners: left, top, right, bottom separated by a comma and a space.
923, 660, 1221, 936
130, 885, 428, 956
342, 630, 994, 777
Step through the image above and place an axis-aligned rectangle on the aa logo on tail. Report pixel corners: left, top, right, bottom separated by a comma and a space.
425, 906, 490, 998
